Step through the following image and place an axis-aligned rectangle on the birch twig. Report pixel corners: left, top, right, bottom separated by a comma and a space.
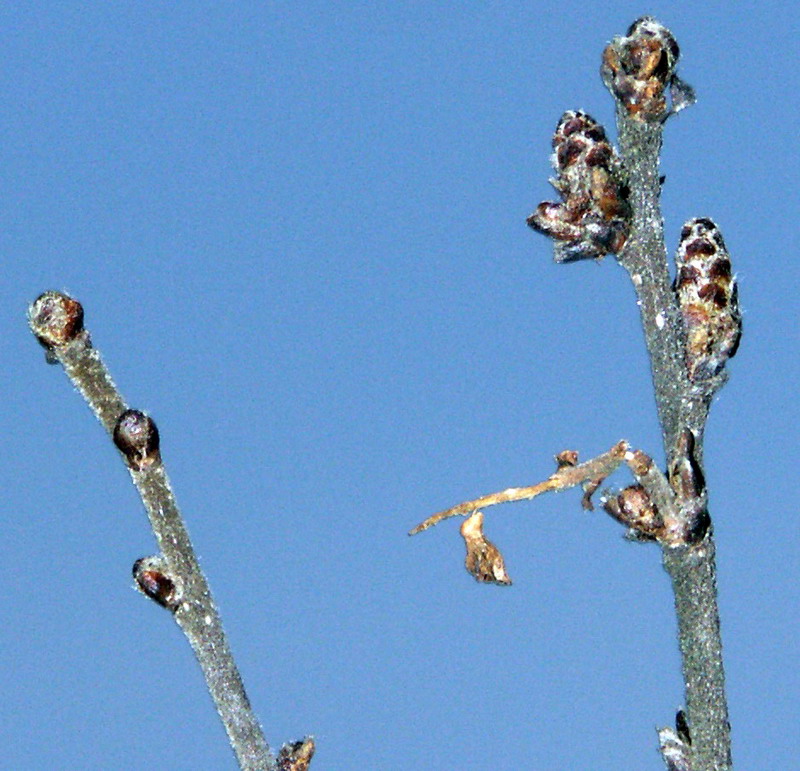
29, 290, 281, 771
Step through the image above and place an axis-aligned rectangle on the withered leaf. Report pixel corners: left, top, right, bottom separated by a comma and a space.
460, 511, 512, 586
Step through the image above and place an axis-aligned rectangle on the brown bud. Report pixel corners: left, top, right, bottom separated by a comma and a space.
674, 218, 741, 383
603, 484, 663, 540
601, 17, 691, 122
555, 450, 579, 468
666, 429, 710, 543
133, 556, 180, 612
528, 111, 630, 262
114, 409, 161, 470
460, 511, 512, 586
527, 202, 583, 243
669, 429, 705, 502
277, 737, 316, 771
29, 291, 85, 355
626, 449, 654, 478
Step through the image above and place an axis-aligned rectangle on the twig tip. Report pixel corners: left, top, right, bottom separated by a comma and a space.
29, 290, 84, 354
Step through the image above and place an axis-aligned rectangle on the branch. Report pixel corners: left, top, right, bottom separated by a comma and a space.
411, 440, 695, 574
603, 18, 734, 770
412, 16, 738, 771
29, 291, 284, 771
410, 441, 629, 534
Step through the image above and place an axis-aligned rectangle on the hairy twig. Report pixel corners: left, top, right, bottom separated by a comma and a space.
29, 291, 280, 771
606, 19, 733, 770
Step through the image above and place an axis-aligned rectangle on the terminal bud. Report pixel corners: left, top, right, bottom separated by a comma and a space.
601, 17, 692, 122
29, 291, 85, 357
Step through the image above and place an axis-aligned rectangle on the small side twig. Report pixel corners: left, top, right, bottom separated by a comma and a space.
29, 291, 284, 771
410, 440, 629, 535
410, 440, 693, 542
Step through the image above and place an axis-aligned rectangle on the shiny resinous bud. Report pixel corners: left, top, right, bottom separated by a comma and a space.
674, 218, 741, 383
527, 110, 630, 262
113, 409, 162, 470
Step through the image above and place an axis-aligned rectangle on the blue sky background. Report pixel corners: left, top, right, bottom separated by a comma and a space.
2, 3, 797, 769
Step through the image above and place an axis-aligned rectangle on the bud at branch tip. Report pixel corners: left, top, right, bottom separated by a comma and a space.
29, 291, 84, 354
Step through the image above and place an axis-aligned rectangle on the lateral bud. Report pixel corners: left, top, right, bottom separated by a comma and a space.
114, 409, 161, 470
675, 709, 692, 746
460, 511, 512, 586
132, 556, 180, 612
29, 291, 85, 360
555, 449, 579, 468
601, 17, 694, 122
277, 737, 316, 771
668, 429, 710, 542
658, 724, 692, 771
669, 429, 705, 502
674, 218, 742, 384
603, 484, 663, 541
527, 110, 630, 262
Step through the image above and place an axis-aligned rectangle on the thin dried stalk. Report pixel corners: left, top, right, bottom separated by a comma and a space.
410, 441, 629, 534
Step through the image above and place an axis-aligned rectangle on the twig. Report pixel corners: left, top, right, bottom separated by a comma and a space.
605, 18, 733, 770
412, 16, 736, 771
410, 441, 629, 534
29, 291, 277, 771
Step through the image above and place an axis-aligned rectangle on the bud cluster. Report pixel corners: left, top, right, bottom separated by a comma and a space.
674, 218, 741, 383
601, 17, 686, 122
527, 110, 630, 262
